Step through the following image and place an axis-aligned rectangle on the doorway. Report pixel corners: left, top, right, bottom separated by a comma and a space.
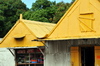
81, 47, 94, 66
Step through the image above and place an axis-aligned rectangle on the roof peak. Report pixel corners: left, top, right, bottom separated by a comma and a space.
20, 14, 23, 20
45, 0, 100, 40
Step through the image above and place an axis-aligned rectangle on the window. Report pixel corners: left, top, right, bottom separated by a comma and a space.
15, 48, 44, 66
78, 12, 95, 32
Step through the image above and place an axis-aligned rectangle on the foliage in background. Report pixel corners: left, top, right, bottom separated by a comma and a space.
52, 2, 71, 23
23, 0, 57, 22
0, 0, 74, 37
23, 0, 74, 23
0, 0, 28, 37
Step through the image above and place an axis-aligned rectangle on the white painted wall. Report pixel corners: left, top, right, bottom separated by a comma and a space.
0, 48, 15, 66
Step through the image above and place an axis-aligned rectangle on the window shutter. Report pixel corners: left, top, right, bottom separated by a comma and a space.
95, 46, 100, 66
71, 47, 80, 66
78, 12, 95, 32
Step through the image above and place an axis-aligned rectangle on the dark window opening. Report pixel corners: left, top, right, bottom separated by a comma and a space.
81, 47, 94, 66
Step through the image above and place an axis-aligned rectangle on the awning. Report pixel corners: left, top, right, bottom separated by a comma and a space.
13, 33, 25, 39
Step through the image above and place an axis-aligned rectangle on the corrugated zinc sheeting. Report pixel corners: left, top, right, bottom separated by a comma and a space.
22, 20, 55, 38
42, 0, 100, 40
0, 19, 55, 48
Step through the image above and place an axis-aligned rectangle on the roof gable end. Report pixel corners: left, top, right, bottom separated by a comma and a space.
47, 0, 100, 40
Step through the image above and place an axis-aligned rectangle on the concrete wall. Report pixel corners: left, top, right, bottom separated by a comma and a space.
44, 41, 70, 66
0, 48, 15, 66
44, 39, 100, 66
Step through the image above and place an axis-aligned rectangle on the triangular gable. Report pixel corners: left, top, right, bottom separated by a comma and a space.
22, 20, 55, 38
0, 19, 55, 48
46, 0, 100, 40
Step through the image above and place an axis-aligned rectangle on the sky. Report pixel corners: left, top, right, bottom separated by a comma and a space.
22, 0, 72, 8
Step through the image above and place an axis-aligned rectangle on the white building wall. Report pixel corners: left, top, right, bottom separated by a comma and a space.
0, 48, 15, 66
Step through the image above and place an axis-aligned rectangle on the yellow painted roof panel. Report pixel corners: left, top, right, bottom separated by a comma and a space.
22, 19, 55, 38
0, 19, 55, 48
44, 0, 100, 40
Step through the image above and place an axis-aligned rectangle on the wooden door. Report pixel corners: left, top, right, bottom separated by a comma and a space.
71, 47, 80, 66
95, 46, 100, 66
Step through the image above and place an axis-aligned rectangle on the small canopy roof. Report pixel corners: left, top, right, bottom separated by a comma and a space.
0, 18, 55, 48
42, 0, 100, 40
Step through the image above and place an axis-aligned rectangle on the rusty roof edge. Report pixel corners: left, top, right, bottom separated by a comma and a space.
46, 0, 79, 38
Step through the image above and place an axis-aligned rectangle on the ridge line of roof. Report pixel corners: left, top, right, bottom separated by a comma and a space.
21, 20, 38, 38
46, 0, 79, 37
21, 19, 55, 25
21, 19, 56, 38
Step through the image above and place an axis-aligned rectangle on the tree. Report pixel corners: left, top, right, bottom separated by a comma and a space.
72, 0, 75, 3
0, 0, 28, 37
23, 0, 73, 23
52, 2, 71, 23
31, 0, 51, 11
23, 0, 57, 23
52, 0, 75, 23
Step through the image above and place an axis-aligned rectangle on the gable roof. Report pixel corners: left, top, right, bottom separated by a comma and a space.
43, 0, 100, 40
0, 19, 55, 48
22, 19, 55, 38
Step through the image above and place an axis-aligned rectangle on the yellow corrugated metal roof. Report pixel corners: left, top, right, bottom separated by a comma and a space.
40, 0, 100, 40
22, 19, 55, 38
0, 19, 55, 48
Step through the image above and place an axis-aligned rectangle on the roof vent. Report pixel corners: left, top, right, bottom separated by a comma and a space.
13, 33, 25, 39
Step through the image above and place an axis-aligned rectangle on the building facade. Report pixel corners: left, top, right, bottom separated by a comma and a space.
42, 0, 100, 66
